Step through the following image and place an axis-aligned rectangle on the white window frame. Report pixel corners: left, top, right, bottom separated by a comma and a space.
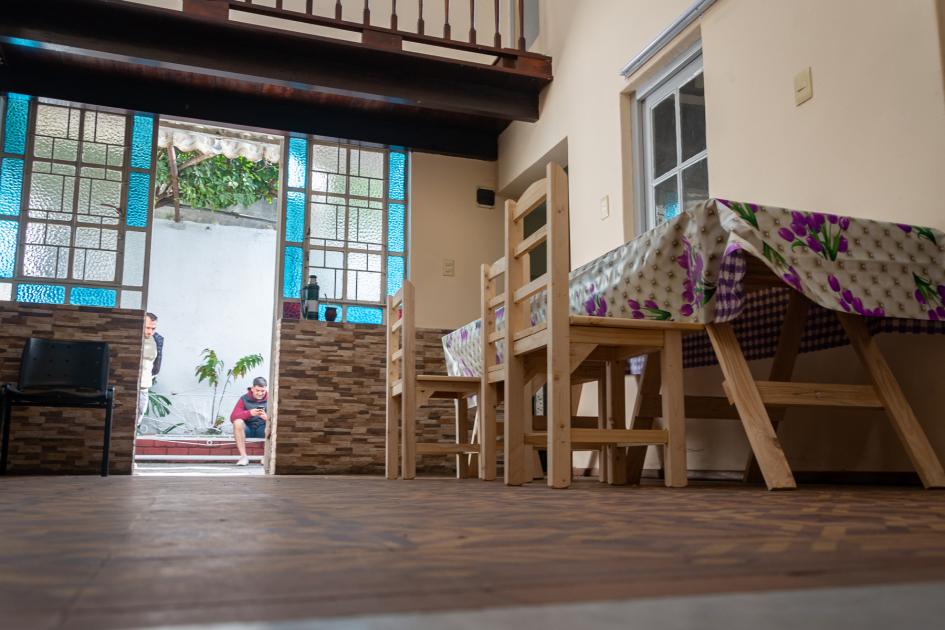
635, 43, 707, 232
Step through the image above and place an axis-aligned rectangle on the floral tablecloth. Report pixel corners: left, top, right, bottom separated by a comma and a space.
443, 199, 945, 376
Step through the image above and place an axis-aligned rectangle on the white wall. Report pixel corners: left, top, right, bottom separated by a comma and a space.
143, 217, 277, 435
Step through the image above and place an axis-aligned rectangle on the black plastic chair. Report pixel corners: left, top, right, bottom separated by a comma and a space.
1, 338, 115, 476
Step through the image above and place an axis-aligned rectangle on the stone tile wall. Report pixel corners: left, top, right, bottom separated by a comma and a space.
274, 320, 459, 475
0, 303, 143, 474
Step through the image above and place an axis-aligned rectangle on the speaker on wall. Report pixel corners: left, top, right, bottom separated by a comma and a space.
476, 187, 496, 208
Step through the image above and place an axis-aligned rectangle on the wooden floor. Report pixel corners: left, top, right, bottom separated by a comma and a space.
2, 477, 945, 629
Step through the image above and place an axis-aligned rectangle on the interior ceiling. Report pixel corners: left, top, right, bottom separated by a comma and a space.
0, 0, 552, 160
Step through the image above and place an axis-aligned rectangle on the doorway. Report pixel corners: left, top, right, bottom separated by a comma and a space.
134, 119, 283, 476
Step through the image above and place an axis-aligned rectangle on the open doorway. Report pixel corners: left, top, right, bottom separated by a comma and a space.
134, 120, 282, 476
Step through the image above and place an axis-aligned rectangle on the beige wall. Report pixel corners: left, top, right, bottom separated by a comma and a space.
409, 152, 505, 330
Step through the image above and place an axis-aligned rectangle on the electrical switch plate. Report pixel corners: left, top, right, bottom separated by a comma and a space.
794, 67, 813, 106
600, 195, 610, 220
442, 259, 455, 277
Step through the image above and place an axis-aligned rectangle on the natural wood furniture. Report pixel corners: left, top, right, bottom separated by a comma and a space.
385, 280, 480, 480
501, 162, 702, 488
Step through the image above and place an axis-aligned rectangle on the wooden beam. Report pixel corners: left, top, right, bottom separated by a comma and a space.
416, 443, 480, 455
838, 313, 945, 488
638, 394, 740, 420
745, 381, 884, 408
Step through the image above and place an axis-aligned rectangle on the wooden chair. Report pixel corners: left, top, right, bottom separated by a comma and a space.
385, 280, 481, 480
502, 162, 703, 488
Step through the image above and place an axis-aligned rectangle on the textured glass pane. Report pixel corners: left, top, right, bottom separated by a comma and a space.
70, 287, 117, 307
285, 191, 305, 243
353, 270, 381, 302
288, 137, 307, 188
655, 176, 679, 224
126, 171, 150, 227
652, 95, 677, 178
47, 224, 71, 246
356, 150, 384, 179
23, 244, 62, 278
349, 176, 369, 197
313, 144, 340, 174
122, 230, 146, 286
0, 158, 24, 216
346, 305, 383, 325
3, 94, 30, 155
92, 112, 126, 145
29, 172, 67, 212
33, 136, 53, 159
318, 303, 342, 321
386, 255, 404, 296
107, 145, 125, 167
0, 282, 11, 301
82, 250, 117, 282
681, 158, 709, 214
680, 73, 706, 162
120, 289, 142, 310
0, 220, 18, 278
348, 252, 367, 270
283, 245, 303, 299
308, 266, 342, 300
53, 139, 79, 162
348, 206, 382, 245
328, 174, 347, 195
388, 203, 405, 253
75, 226, 101, 248
388, 152, 406, 200
36, 104, 70, 138
311, 199, 345, 240
16, 283, 65, 304
82, 142, 108, 165
131, 115, 154, 169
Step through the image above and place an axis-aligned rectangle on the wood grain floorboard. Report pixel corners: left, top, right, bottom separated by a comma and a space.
1, 477, 945, 629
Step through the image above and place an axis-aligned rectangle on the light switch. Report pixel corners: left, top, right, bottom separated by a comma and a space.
794, 67, 813, 106
442, 258, 455, 277
600, 195, 610, 220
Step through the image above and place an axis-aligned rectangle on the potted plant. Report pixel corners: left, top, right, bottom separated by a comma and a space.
194, 349, 264, 430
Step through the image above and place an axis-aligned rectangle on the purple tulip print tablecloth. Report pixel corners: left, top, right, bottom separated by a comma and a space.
442, 198, 945, 376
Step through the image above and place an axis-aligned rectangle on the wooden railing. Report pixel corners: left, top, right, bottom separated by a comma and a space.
180, 0, 547, 76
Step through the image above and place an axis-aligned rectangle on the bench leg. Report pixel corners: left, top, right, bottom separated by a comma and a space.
607, 360, 628, 485
627, 353, 660, 485
101, 393, 114, 477
661, 330, 687, 487
0, 397, 11, 475
455, 397, 470, 479
385, 392, 400, 479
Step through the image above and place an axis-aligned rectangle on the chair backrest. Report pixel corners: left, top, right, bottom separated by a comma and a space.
503, 162, 570, 345
386, 280, 415, 392
18, 338, 110, 392
480, 256, 506, 378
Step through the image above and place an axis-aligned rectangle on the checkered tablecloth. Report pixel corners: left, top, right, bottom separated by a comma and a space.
443, 199, 945, 375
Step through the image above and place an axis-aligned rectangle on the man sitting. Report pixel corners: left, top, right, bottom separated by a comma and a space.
230, 376, 269, 466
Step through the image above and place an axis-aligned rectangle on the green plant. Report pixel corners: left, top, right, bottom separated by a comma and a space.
145, 391, 173, 419
158, 422, 185, 435
194, 349, 264, 426
155, 149, 279, 211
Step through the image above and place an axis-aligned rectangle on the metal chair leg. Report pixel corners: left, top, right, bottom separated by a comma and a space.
0, 396, 11, 475
101, 389, 114, 477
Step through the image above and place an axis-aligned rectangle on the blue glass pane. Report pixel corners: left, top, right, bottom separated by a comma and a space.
318, 303, 342, 321
0, 158, 24, 216
288, 137, 307, 189
388, 203, 405, 253
126, 171, 150, 227
17, 283, 65, 304
69, 287, 117, 308
388, 152, 406, 200
346, 305, 383, 325
130, 115, 154, 169
0, 219, 18, 278
3, 93, 30, 155
283, 245, 303, 299
285, 191, 305, 243
387, 255, 404, 296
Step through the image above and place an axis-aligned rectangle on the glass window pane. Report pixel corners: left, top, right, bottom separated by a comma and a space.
70, 287, 117, 307
126, 171, 150, 227
122, 230, 146, 286
23, 244, 64, 278
3, 94, 31, 155
680, 73, 706, 162
29, 172, 68, 212
388, 152, 406, 201
386, 255, 404, 296
283, 245, 303, 299
0, 158, 25, 216
120, 289, 142, 309
285, 191, 305, 243
681, 158, 709, 214
131, 115, 154, 169
346, 305, 383, 325
0, 220, 18, 278
654, 176, 679, 224
16, 283, 65, 304
651, 95, 676, 178
288, 137, 307, 188
0, 282, 11, 301
81, 250, 117, 282
388, 203, 405, 253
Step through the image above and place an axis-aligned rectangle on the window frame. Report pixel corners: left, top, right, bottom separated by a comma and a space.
635, 43, 707, 233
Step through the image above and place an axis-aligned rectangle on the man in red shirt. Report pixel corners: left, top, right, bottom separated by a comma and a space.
230, 377, 269, 466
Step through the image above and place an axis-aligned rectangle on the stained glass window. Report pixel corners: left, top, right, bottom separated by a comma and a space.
1, 95, 156, 309
291, 140, 407, 324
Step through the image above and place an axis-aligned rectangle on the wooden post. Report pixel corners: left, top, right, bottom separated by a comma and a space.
607, 360, 629, 485
443, 0, 451, 39
456, 397, 469, 478
363, 0, 371, 24
400, 281, 417, 479
479, 263, 497, 480
468, 0, 476, 43
744, 291, 808, 482
596, 375, 608, 483
707, 323, 796, 490
167, 144, 182, 224
661, 330, 687, 487
335, 0, 343, 20
545, 162, 571, 489
503, 198, 527, 485
517, 0, 525, 50
391, 0, 398, 29
417, 0, 425, 34
493, 0, 500, 47
838, 314, 945, 488
385, 295, 400, 479
626, 353, 660, 485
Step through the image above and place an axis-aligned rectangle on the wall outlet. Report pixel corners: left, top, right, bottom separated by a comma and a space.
794, 67, 813, 106
600, 195, 610, 220
442, 258, 455, 277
